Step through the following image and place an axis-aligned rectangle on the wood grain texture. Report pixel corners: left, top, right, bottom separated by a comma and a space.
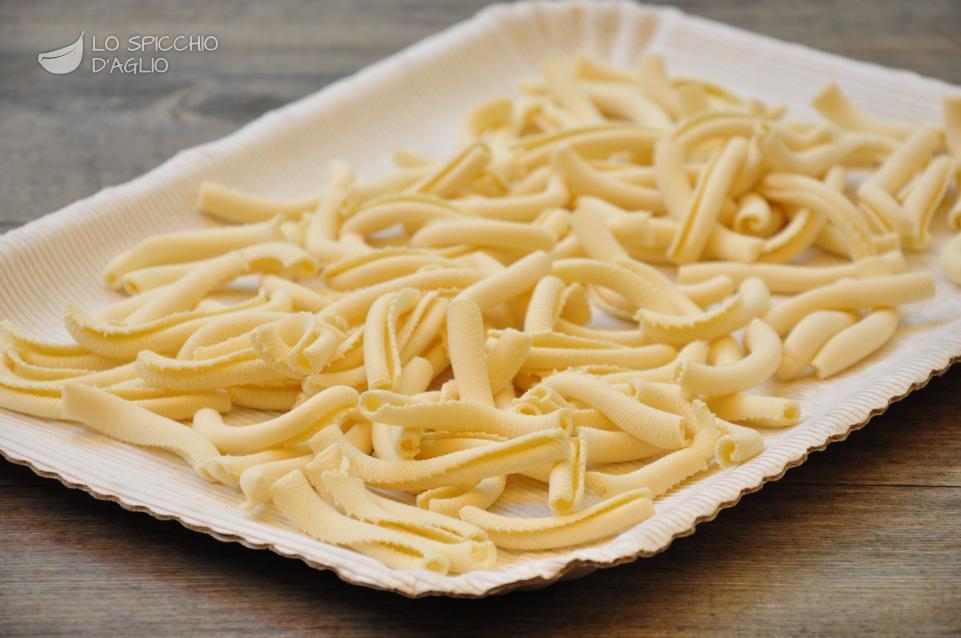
1, 0, 960, 635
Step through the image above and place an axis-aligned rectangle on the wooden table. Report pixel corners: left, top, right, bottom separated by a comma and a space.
2, 1, 960, 635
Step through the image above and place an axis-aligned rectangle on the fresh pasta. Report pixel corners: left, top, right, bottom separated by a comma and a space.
4, 51, 954, 576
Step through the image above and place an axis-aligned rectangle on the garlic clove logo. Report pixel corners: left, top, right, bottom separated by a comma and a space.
38, 30, 84, 74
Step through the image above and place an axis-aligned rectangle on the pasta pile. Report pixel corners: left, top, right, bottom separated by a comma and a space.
3, 52, 959, 576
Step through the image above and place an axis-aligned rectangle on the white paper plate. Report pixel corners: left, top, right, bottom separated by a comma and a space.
1, 1, 959, 597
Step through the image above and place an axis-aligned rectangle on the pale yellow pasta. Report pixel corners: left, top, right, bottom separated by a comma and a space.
105, 387, 232, 421
415, 434, 500, 458
552, 318, 647, 347
673, 111, 759, 154
653, 138, 693, 219
533, 206, 573, 240
704, 224, 765, 263
547, 432, 586, 514
542, 60, 604, 124
396, 295, 449, 365
193, 385, 357, 454
552, 258, 676, 314
543, 372, 686, 450
198, 182, 319, 224
586, 401, 720, 498
66, 292, 288, 359
760, 128, 888, 177
446, 297, 494, 406
124, 252, 249, 325
523, 341, 675, 373
638, 277, 769, 345
760, 173, 876, 260
411, 218, 555, 253
708, 336, 744, 367
416, 476, 508, 517
318, 268, 481, 325
777, 310, 859, 380
810, 308, 900, 379
260, 275, 335, 312
494, 386, 515, 409
511, 383, 570, 416
459, 486, 653, 551
461, 97, 512, 143
508, 167, 550, 197
309, 425, 568, 492
706, 394, 801, 428
361, 289, 418, 390
9, 54, 961, 577
524, 276, 570, 333
347, 416, 379, 453
279, 215, 308, 245
185, 323, 266, 358
676, 82, 709, 117
616, 258, 702, 315
314, 468, 496, 573
901, 155, 954, 249
270, 469, 450, 573
341, 193, 464, 237
486, 329, 532, 395
572, 53, 640, 83
668, 137, 749, 264
678, 275, 736, 308
137, 347, 286, 391
638, 53, 683, 119
857, 126, 941, 237
202, 449, 301, 486
732, 193, 781, 236
732, 137, 766, 199
358, 390, 571, 439
324, 249, 455, 291
61, 383, 220, 478
763, 272, 934, 336
103, 216, 286, 288
677, 253, 905, 294
347, 164, 435, 203
302, 164, 353, 260
251, 313, 340, 378
570, 207, 630, 262
457, 176, 569, 222
553, 144, 664, 212
515, 124, 659, 169
414, 141, 492, 197
715, 419, 765, 467
581, 81, 673, 129
945, 96, 961, 156
602, 340, 710, 384
307, 465, 489, 544
370, 357, 433, 461
226, 384, 301, 410
811, 82, 914, 140
940, 232, 961, 285
0, 356, 201, 419
456, 251, 552, 312
0, 342, 100, 382
118, 261, 206, 295
238, 453, 315, 509
675, 319, 782, 397
0, 322, 119, 371
577, 426, 661, 465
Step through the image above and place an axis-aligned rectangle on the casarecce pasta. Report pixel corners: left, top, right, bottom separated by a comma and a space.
3, 52, 954, 576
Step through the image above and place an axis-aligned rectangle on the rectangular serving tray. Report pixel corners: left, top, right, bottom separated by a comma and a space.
2, 1, 960, 597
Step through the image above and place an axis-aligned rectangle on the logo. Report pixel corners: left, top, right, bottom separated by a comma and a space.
37, 30, 219, 76
38, 30, 85, 74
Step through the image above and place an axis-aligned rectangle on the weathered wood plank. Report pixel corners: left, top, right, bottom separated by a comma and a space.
1, 1, 960, 635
